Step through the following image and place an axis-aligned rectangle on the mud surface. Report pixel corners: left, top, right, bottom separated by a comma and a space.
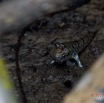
1, 0, 104, 103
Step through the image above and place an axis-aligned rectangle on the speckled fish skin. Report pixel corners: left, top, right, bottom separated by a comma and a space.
62, 30, 98, 55
51, 30, 98, 67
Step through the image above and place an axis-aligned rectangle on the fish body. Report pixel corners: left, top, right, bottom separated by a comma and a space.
51, 30, 98, 68
63, 30, 96, 54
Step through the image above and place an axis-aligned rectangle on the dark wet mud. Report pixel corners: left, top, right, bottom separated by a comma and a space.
1, 0, 104, 103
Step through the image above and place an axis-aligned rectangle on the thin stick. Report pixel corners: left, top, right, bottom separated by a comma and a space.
15, 31, 28, 103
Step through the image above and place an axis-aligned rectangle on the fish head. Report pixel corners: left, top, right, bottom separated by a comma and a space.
53, 42, 69, 63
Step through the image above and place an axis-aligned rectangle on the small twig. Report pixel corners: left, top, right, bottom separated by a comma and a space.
15, 31, 28, 103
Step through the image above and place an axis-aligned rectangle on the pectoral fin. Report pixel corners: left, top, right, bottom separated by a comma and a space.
71, 52, 83, 68
50, 60, 55, 64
